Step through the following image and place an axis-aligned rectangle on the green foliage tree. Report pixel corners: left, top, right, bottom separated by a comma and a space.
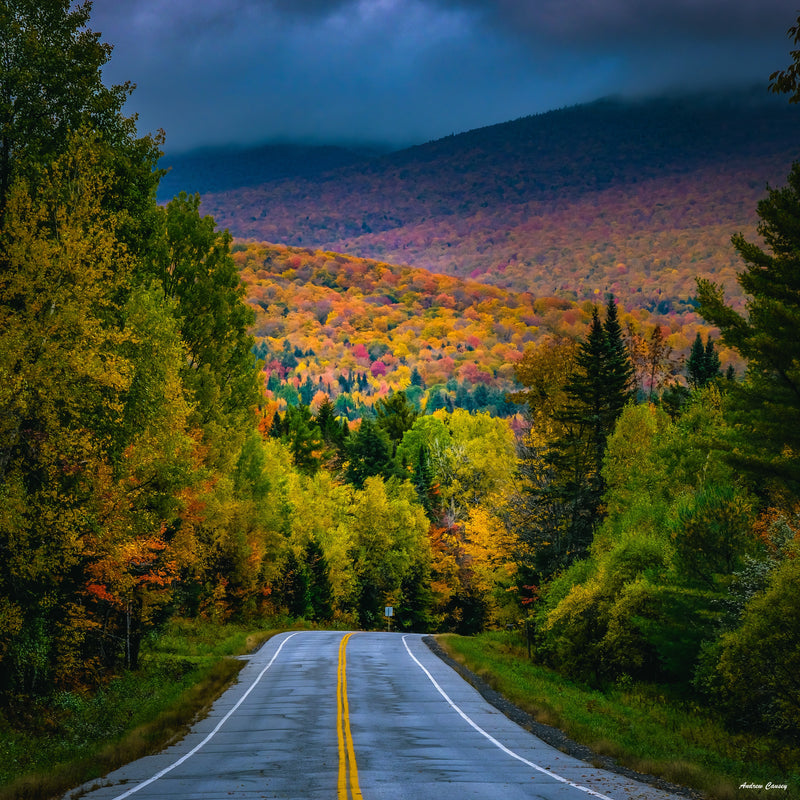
278, 550, 312, 619
304, 537, 333, 622
375, 390, 417, 447
524, 299, 635, 577
697, 161, 800, 494
146, 192, 260, 467
344, 418, 395, 488
281, 405, 324, 476
346, 477, 431, 628
769, 13, 800, 103
714, 546, 800, 736
686, 333, 721, 388
0, 0, 162, 247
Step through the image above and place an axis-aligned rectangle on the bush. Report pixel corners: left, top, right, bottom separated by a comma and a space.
713, 548, 800, 738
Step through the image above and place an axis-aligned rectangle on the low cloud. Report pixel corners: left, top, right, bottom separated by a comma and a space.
89, 0, 796, 152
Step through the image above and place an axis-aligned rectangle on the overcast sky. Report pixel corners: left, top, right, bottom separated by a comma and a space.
90, 0, 798, 154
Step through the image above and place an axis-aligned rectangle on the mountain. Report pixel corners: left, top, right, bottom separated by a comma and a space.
157, 142, 389, 200
193, 89, 800, 311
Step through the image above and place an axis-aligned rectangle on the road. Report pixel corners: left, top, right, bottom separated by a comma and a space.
65, 631, 687, 800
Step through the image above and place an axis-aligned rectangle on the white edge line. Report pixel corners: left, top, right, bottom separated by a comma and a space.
106, 631, 301, 800
402, 634, 615, 800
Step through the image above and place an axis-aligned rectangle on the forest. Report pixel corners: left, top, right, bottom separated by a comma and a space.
198, 90, 800, 310
0, 0, 799, 767
234, 239, 741, 421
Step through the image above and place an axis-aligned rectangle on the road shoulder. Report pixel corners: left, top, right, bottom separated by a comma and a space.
423, 635, 702, 800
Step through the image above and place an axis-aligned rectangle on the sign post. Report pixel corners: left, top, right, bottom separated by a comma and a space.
384, 606, 393, 632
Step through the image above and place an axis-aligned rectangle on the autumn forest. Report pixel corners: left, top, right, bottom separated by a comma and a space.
2, 0, 800, 779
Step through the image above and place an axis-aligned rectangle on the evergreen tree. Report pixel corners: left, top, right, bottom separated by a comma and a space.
601, 295, 635, 418
525, 301, 634, 576
344, 419, 395, 489
315, 396, 348, 468
304, 538, 333, 622
411, 444, 440, 519
280, 339, 298, 369
686, 333, 721, 388
697, 161, 800, 493
282, 405, 323, 475
278, 551, 311, 619
375, 391, 417, 446
299, 375, 315, 405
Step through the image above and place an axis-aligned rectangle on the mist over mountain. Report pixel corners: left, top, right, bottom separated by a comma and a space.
186, 89, 799, 307
158, 142, 390, 200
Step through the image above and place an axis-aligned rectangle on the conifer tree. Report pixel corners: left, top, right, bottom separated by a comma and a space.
345, 419, 395, 488
523, 300, 634, 576
304, 538, 333, 622
698, 161, 800, 493
687, 333, 721, 388
375, 391, 417, 447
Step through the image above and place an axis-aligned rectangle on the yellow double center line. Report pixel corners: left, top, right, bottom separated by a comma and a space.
337, 633, 363, 800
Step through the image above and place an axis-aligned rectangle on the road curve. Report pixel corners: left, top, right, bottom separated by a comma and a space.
64, 631, 687, 800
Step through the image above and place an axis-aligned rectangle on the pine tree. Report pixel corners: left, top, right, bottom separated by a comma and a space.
304, 538, 333, 622
344, 419, 395, 488
411, 444, 440, 519
697, 161, 800, 493
282, 405, 323, 475
376, 391, 417, 446
525, 301, 635, 576
687, 333, 722, 388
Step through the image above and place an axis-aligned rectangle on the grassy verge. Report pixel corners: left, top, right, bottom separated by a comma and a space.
0, 617, 284, 800
436, 631, 800, 800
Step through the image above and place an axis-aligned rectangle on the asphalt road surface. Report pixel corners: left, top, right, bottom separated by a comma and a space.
65, 631, 688, 800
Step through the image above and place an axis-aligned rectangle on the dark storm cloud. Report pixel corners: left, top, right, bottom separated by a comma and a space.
440, 0, 793, 43
89, 0, 798, 153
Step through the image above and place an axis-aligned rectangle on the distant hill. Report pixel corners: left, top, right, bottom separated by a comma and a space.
157, 142, 388, 200
193, 89, 800, 310
235, 240, 740, 420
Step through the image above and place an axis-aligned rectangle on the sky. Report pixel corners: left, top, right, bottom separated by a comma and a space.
90, 0, 799, 154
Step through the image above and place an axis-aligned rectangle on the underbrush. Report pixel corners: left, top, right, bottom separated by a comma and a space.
0, 617, 281, 800
437, 630, 800, 800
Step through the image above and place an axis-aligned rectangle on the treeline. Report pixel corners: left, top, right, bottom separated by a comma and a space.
0, 3, 278, 700
0, 2, 521, 705
507, 163, 800, 743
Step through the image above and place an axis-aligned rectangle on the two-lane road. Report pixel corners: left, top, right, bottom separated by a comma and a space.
65, 631, 686, 800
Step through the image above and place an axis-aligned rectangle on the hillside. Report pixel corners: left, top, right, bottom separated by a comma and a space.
235, 241, 736, 419
157, 142, 388, 200
197, 90, 800, 310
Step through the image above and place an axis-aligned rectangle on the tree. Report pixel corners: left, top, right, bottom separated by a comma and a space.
769, 13, 800, 104
346, 477, 430, 628
0, 140, 201, 691
304, 538, 333, 622
282, 405, 324, 475
519, 299, 634, 578
375, 390, 417, 447
146, 192, 260, 467
697, 161, 800, 494
714, 545, 800, 735
0, 1, 162, 244
686, 333, 721, 388
344, 418, 395, 489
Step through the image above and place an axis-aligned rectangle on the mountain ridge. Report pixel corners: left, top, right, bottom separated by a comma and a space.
186, 88, 799, 308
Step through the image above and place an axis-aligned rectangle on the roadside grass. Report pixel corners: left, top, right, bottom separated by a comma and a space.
0, 617, 286, 800
436, 630, 800, 800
